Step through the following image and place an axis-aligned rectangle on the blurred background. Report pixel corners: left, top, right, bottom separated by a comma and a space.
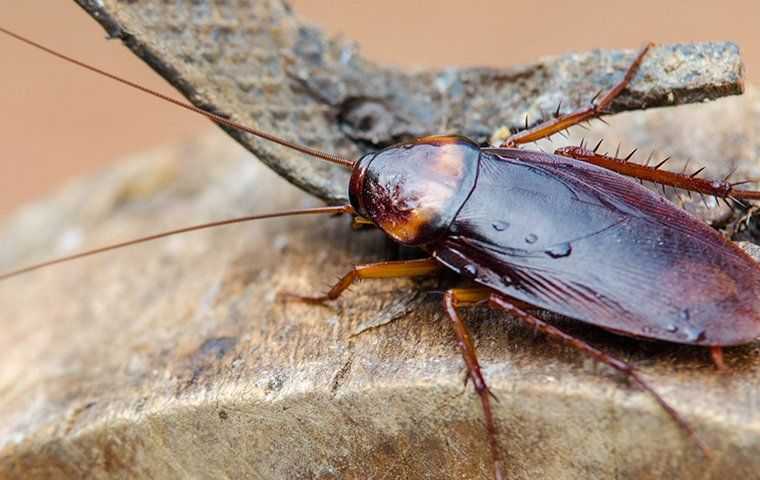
0, 1, 758, 216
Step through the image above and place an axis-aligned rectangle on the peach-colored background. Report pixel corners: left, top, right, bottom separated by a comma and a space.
1, 1, 758, 216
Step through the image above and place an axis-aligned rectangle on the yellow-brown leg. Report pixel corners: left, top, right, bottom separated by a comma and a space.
502, 43, 653, 147
443, 288, 504, 480
280, 257, 441, 304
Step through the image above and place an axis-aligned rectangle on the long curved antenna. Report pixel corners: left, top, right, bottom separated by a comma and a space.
0, 26, 354, 168
0, 205, 352, 281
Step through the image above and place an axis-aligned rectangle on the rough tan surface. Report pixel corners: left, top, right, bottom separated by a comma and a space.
2, 1, 760, 478
2, 89, 760, 478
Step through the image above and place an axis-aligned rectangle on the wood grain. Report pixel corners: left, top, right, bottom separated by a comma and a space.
1, 1, 759, 478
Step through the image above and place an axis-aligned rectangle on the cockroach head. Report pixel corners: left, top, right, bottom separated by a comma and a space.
348, 135, 480, 245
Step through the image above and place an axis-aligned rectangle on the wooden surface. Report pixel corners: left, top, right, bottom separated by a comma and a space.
74, 0, 743, 203
0, 1, 759, 478
2, 89, 760, 478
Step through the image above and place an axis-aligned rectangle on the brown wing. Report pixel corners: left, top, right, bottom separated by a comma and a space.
432, 149, 760, 346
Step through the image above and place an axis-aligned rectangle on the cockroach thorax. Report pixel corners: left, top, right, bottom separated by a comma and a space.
349, 135, 480, 245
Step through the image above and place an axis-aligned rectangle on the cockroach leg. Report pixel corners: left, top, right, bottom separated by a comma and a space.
442, 288, 504, 480
554, 145, 760, 201
351, 216, 375, 230
442, 288, 495, 391
487, 294, 711, 458
279, 258, 441, 304
710, 346, 727, 372
501, 43, 653, 147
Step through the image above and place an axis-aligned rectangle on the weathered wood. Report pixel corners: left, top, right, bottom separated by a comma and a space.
74, 0, 743, 203
3, 90, 760, 479
1, 1, 760, 478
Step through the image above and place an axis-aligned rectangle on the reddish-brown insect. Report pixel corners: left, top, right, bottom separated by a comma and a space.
3, 30, 760, 480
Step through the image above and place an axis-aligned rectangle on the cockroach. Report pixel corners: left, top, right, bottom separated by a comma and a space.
3, 28, 760, 480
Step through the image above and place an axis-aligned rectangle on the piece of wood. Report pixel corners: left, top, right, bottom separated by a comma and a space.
1, 1, 759, 478
74, 0, 743, 203
3, 90, 760, 479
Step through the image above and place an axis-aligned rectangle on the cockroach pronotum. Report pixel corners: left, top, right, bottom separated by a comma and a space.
2, 26, 760, 480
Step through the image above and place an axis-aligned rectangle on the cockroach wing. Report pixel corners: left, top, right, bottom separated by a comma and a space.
433, 149, 760, 346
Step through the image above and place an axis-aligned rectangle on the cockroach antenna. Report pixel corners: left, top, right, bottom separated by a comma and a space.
0, 206, 353, 281
0, 26, 355, 168
0, 26, 358, 282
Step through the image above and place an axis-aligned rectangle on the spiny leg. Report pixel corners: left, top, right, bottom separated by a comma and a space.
443, 288, 504, 480
502, 43, 653, 147
555, 145, 760, 203
488, 294, 710, 458
279, 257, 441, 304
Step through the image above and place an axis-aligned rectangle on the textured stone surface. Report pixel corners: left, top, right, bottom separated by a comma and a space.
74, 0, 743, 203
1, 1, 760, 479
